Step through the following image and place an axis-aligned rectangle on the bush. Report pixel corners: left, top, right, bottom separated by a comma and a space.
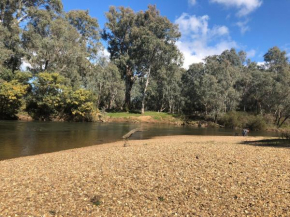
62, 89, 98, 122
246, 116, 266, 131
219, 112, 266, 131
26, 72, 66, 121
0, 80, 28, 119
26, 72, 98, 122
219, 112, 246, 129
281, 131, 290, 140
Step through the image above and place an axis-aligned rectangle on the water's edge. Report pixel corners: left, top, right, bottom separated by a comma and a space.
0, 121, 279, 161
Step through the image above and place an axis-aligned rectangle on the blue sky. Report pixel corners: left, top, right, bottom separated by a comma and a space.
62, 0, 290, 68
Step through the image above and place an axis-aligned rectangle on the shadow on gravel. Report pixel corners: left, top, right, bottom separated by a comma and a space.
241, 139, 290, 148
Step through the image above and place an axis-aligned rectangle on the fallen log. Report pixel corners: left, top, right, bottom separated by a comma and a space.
122, 128, 142, 140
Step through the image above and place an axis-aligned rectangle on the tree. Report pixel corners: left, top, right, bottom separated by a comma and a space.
103, 5, 182, 112
134, 5, 182, 114
103, 6, 139, 110
263, 47, 290, 127
182, 49, 243, 122
264, 46, 288, 75
86, 59, 125, 110
149, 64, 184, 113
22, 9, 101, 87
0, 0, 63, 72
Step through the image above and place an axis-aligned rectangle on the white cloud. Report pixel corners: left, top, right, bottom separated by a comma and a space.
257, 61, 265, 66
188, 0, 197, 6
210, 0, 263, 17
175, 13, 238, 68
175, 13, 209, 35
247, 49, 256, 58
236, 19, 250, 34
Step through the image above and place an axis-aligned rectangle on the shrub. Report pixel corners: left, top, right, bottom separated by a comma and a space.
246, 116, 266, 131
26, 72, 66, 121
0, 80, 28, 119
219, 112, 266, 131
62, 89, 98, 122
219, 112, 245, 129
281, 131, 290, 140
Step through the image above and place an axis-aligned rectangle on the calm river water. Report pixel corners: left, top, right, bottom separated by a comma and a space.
0, 121, 278, 161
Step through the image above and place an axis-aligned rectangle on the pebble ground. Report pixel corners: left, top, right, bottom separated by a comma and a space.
0, 136, 289, 216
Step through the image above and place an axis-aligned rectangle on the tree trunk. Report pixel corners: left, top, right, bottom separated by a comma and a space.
124, 67, 134, 112
141, 67, 151, 114
279, 116, 290, 128
275, 110, 281, 126
44, 60, 49, 71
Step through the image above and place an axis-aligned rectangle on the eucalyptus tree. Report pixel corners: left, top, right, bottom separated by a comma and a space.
264, 46, 288, 75
263, 47, 290, 127
22, 9, 101, 87
182, 49, 243, 121
154, 64, 184, 114
181, 63, 204, 114
103, 5, 182, 112
182, 63, 224, 121
203, 50, 242, 119
86, 59, 125, 110
134, 5, 182, 114
237, 61, 260, 112
66, 10, 101, 84
103, 6, 138, 110
0, 0, 63, 71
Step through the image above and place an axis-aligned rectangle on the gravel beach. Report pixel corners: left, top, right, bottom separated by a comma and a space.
0, 136, 289, 216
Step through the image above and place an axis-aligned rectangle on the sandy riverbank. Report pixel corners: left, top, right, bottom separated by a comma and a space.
0, 136, 289, 216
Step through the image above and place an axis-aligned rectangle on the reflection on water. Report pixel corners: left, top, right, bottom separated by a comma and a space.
0, 121, 278, 161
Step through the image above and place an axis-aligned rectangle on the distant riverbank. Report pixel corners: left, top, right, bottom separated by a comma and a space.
13, 111, 290, 133
1, 135, 289, 216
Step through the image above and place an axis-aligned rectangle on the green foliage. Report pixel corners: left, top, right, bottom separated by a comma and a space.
0, 67, 14, 81
281, 131, 290, 140
220, 112, 266, 131
26, 72, 66, 121
220, 112, 244, 129
86, 61, 125, 110
0, 0, 63, 72
63, 89, 97, 122
103, 5, 182, 111
0, 80, 28, 119
246, 116, 266, 131
26, 72, 98, 121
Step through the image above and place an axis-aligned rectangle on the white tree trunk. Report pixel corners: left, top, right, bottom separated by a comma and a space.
141, 67, 151, 114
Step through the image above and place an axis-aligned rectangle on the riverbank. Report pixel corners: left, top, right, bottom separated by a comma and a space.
103, 111, 185, 125
1, 136, 289, 216
14, 111, 290, 133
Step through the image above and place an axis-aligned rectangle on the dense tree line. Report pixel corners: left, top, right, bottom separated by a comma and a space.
1, 1, 289, 128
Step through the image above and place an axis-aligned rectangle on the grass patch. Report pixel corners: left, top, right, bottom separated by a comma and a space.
107, 111, 177, 120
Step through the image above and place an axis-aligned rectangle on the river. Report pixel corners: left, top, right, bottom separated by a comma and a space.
0, 121, 278, 161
